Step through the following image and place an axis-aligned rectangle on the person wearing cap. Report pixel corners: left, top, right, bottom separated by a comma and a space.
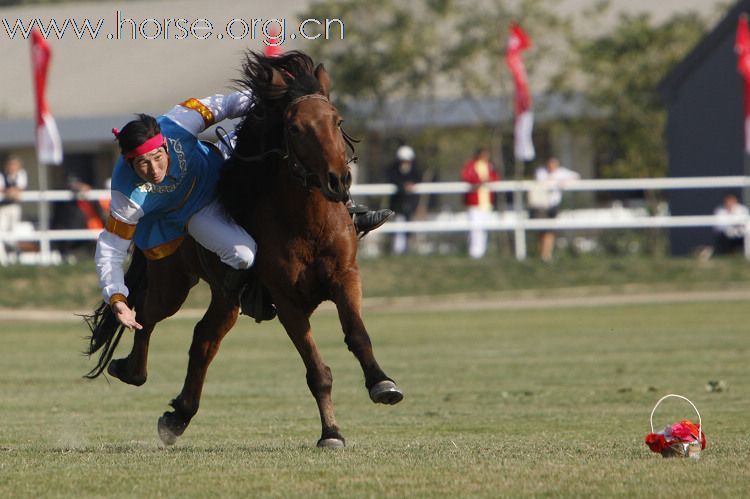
386, 145, 423, 255
97, 92, 391, 329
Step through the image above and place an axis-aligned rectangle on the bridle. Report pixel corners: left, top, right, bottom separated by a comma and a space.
216, 93, 359, 197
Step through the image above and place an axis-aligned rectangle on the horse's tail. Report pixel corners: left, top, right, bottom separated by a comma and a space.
83, 248, 148, 379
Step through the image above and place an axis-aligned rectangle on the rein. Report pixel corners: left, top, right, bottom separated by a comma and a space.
218, 93, 359, 194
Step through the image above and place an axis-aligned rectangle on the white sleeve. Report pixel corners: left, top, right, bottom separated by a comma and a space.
95, 230, 132, 302
554, 167, 580, 181
95, 190, 144, 303
110, 190, 144, 224
163, 91, 253, 136
15, 170, 28, 190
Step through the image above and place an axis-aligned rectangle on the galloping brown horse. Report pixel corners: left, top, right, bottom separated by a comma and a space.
85, 51, 402, 448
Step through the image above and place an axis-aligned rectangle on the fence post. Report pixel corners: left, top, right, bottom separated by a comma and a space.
512, 179, 527, 260
36, 161, 52, 265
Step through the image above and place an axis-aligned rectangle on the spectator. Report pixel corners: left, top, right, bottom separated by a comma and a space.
386, 145, 422, 254
529, 157, 580, 262
713, 192, 749, 256
461, 147, 500, 258
0, 155, 29, 251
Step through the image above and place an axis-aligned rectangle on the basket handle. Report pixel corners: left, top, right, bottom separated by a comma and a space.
649, 394, 702, 437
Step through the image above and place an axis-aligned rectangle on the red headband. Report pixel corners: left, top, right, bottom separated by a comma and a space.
123, 134, 166, 160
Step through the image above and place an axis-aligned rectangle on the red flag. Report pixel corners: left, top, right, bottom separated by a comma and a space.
736, 14, 750, 154
264, 24, 283, 58
506, 23, 535, 162
31, 29, 62, 165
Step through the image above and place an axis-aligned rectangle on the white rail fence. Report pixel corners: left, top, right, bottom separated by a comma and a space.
1, 176, 749, 264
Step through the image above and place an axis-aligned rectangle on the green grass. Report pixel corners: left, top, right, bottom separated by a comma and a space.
2, 253, 750, 309
1, 301, 748, 497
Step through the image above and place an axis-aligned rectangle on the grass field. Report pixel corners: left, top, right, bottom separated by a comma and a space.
1, 300, 748, 497
2, 253, 750, 309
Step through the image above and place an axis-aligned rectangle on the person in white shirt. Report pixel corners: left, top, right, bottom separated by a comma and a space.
713, 193, 749, 255
0, 155, 29, 254
530, 157, 580, 262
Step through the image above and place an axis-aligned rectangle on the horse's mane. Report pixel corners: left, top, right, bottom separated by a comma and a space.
217, 51, 323, 228
238, 50, 322, 103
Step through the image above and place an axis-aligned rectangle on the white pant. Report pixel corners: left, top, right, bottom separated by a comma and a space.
467, 207, 491, 259
392, 214, 408, 255
187, 199, 256, 270
0, 204, 21, 234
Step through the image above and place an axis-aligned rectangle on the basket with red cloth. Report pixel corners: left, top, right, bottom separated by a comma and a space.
645, 394, 706, 458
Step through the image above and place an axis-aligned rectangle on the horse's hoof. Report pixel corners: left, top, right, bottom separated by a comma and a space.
317, 438, 346, 449
107, 359, 146, 387
369, 380, 403, 405
157, 415, 178, 447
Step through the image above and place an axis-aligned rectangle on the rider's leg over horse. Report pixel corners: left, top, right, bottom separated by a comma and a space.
188, 199, 275, 321
157, 284, 238, 446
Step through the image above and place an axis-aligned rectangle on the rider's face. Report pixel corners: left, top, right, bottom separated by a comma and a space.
131, 145, 169, 184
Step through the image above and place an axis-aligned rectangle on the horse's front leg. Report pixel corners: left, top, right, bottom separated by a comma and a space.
108, 255, 193, 387
107, 324, 152, 386
276, 300, 345, 448
157, 287, 238, 446
331, 271, 403, 405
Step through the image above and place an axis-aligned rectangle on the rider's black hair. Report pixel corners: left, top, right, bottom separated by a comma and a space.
115, 114, 161, 158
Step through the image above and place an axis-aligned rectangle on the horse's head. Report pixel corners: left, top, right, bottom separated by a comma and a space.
273, 63, 352, 202
233, 51, 354, 204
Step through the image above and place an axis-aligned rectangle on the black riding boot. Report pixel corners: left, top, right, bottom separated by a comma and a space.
348, 203, 394, 237
223, 268, 277, 323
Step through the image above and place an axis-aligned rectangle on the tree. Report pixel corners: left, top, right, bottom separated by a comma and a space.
295, 0, 571, 180
569, 12, 708, 178
297, 0, 569, 123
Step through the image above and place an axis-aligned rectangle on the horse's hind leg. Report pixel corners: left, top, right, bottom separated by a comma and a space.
332, 272, 403, 405
157, 287, 238, 446
276, 302, 345, 448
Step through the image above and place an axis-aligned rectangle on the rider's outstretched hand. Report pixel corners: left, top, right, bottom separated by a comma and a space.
111, 301, 143, 330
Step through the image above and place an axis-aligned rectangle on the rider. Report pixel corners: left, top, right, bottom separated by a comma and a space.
96, 91, 391, 327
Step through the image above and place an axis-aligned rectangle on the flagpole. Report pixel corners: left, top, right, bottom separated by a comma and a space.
36, 160, 52, 264
506, 22, 533, 261
513, 159, 526, 260
30, 29, 61, 265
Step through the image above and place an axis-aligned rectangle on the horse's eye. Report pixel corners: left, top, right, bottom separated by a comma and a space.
289, 124, 301, 135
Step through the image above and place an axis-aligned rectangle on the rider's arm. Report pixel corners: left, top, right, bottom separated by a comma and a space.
163, 91, 252, 137
94, 191, 144, 306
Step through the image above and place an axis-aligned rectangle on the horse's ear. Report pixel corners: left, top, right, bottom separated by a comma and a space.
315, 63, 331, 98
270, 68, 287, 89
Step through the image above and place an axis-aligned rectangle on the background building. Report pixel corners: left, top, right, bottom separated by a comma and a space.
660, 0, 750, 254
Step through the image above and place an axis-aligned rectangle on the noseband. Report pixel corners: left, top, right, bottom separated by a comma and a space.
218, 93, 358, 197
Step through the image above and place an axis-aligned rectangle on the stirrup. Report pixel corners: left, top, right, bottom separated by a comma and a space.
224, 268, 276, 322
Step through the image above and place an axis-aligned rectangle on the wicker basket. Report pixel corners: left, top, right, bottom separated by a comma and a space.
648, 394, 703, 459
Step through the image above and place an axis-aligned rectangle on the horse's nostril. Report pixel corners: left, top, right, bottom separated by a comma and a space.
343, 170, 352, 189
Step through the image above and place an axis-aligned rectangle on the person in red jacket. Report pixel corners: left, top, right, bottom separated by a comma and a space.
461, 147, 500, 258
